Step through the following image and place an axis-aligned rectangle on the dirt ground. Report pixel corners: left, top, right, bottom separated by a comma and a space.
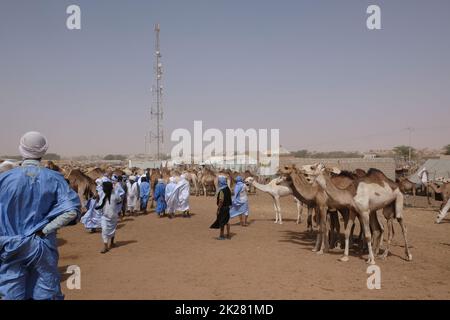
59, 192, 450, 300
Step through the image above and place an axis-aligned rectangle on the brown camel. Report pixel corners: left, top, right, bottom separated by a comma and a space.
428, 182, 450, 223
65, 169, 97, 210
198, 166, 217, 197
308, 164, 412, 264
86, 167, 105, 181
397, 176, 417, 207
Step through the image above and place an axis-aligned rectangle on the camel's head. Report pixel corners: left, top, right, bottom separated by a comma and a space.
244, 176, 254, 186
299, 163, 330, 187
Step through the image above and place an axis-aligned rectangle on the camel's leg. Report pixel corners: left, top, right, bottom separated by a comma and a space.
340, 210, 356, 262
275, 196, 282, 225
272, 197, 278, 224
412, 187, 416, 207
203, 184, 207, 198
436, 198, 450, 224
394, 191, 404, 219
426, 184, 431, 206
307, 207, 313, 232
380, 218, 393, 260
296, 200, 303, 224
361, 212, 376, 265
314, 206, 328, 254
370, 211, 384, 256
329, 211, 339, 249
396, 217, 413, 261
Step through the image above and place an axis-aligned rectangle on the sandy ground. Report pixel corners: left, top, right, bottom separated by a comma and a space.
59, 192, 450, 300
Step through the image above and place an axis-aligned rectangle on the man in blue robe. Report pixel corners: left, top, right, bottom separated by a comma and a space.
229, 176, 250, 226
0, 131, 81, 300
140, 177, 151, 214
153, 179, 167, 217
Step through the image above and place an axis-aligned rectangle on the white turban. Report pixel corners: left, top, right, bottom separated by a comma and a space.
180, 174, 186, 179
95, 178, 102, 186
19, 131, 49, 159
169, 177, 175, 183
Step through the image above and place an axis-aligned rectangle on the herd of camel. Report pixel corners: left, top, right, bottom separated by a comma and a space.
1, 159, 449, 265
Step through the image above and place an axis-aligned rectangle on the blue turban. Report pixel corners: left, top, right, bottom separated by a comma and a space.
236, 176, 243, 183
218, 176, 228, 190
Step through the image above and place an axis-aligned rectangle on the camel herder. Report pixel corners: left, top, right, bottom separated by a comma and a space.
0, 131, 80, 300
126, 176, 139, 214
229, 176, 250, 226
165, 177, 177, 218
154, 178, 167, 217
167, 174, 191, 218
140, 177, 150, 213
80, 178, 103, 232
210, 176, 232, 240
96, 181, 122, 254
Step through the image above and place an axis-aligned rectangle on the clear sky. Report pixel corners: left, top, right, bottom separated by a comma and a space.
1, 0, 449, 156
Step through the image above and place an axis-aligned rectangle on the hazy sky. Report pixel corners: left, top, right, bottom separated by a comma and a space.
1, 0, 449, 156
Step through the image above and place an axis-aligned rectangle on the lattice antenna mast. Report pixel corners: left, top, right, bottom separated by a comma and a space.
150, 23, 164, 159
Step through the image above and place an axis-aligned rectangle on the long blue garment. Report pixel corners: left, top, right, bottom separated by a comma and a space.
154, 182, 167, 214
140, 181, 150, 210
229, 181, 249, 218
80, 198, 102, 229
0, 163, 80, 300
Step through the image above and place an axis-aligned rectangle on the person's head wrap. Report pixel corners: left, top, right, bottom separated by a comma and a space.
111, 175, 118, 182
218, 175, 228, 190
101, 176, 111, 183
236, 176, 243, 183
158, 178, 164, 184
129, 175, 136, 181
180, 174, 186, 180
169, 177, 175, 183
95, 178, 102, 186
19, 131, 49, 159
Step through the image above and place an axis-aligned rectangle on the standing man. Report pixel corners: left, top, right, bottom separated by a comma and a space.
140, 177, 151, 214
418, 167, 429, 193
229, 176, 250, 226
0, 132, 80, 300
210, 176, 232, 240
165, 177, 177, 218
153, 178, 167, 217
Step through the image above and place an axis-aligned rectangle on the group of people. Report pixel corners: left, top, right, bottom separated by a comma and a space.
0, 131, 254, 300
80, 171, 195, 254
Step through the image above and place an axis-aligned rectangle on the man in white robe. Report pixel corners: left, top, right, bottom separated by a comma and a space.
126, 176, 139, 214
175, 174, 190, 217
165, 177, 177, 218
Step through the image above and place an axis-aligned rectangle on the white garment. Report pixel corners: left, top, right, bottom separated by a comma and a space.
19, 131, 48, 159
437, 198, 450, 223
126, 181, 139, 210
175, 177, 190, 212
418, 168, 428, 184
165, 180, 177, 214
100, 193, 121, 242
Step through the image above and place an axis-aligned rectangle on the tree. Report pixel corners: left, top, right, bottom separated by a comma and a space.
393, 145, 415, 160
43, 153, 61, 161
444, 145, 450, 155
293, 150, 309, 158
104, 154, 127, 161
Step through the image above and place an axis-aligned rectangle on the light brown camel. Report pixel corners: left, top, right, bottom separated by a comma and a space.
279, 165, 352, 253
86, 167, 105, 181
307, 164, 412, 264
198, 167, 218, 197
65, 169, 97, 210
397, 177, 417, 206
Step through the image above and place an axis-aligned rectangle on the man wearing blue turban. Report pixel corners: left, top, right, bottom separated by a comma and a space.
154, 178, 167, 217
229, 176, 250, 226
0, 132, 81, 300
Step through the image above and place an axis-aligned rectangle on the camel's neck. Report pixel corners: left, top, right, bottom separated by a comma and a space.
429, 183, 442, 194
252, 181, 272, 193
289, 172, 317, 202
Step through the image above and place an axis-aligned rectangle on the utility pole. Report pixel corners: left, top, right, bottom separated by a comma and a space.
150, 23, 164, 160
406, 127, 414, 163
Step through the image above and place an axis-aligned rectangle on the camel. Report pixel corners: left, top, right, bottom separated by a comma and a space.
245, 176, 303, 225
65, 169, 97, 210
86, 167, 105, 181
427, 182, 450, 223
306, 163, 412, 264
279, 165, 352, 253
198, 167, 217, 197
397, 176, 417, 207
0, 161, 19, 174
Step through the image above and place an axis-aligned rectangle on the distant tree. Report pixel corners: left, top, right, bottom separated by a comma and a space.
1, 155, 22, 160
293, 150, 309, 158
43, 153, 61, 161
104, 154, 127, 161
444, 145, 450, 155
393, 145, 416, 160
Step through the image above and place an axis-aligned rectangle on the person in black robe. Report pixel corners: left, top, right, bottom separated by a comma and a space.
210, 176, 232, 240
